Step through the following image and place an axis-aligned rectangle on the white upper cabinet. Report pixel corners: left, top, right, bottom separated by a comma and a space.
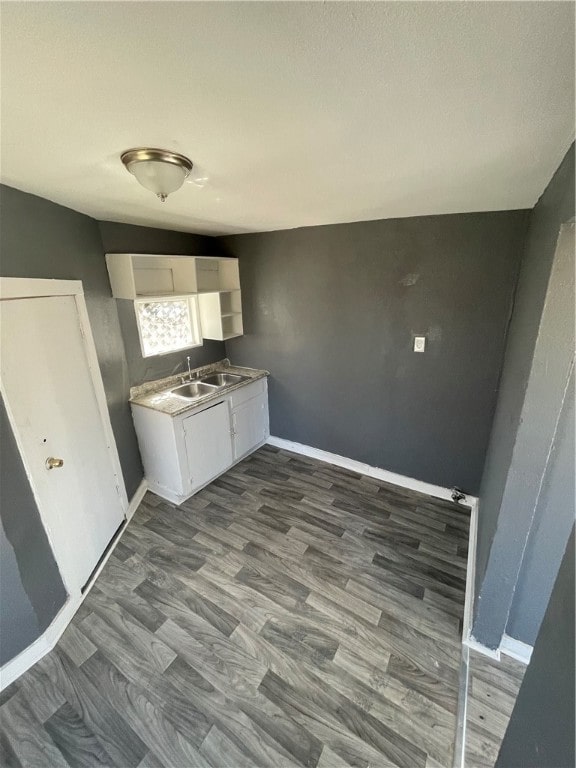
106, 254, 199, 299
105, 253, 243, 341
105, 254, 241, 299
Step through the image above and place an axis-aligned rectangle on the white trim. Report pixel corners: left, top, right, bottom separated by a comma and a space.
500, 634, 533, 665
464, 635, 501, 660
146, 478, 189, 506
0, 277, 84, 299
461, 498, 479, 645
452, 645, 470, 768
127, 479, 148, 521
73, 291, 129, 513
267, 435, 478, 506
0, 518, 128, 690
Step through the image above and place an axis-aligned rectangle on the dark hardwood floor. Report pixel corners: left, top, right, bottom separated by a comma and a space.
0, 446, 471, 768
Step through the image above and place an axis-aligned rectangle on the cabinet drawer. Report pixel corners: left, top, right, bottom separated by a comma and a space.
229, 378, 265, 409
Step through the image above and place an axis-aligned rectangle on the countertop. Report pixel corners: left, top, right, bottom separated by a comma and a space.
129, 359, 269, 417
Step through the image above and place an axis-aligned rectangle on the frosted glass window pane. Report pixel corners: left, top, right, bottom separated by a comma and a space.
136, 299, 195, 357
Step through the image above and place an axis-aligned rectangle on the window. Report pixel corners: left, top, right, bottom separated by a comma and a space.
134, 296, 202, 357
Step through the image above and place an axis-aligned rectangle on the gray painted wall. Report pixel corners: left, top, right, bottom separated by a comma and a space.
99, 221, 227, 386
507, 363, 574, 641
475, 145, 575, 597
474, 222, 575, 647
496, 527, 575, 768
98, 221, 217, 256
0, 395, 67, 666
0, 185, 143, 498
473, 145, 575, 649
221, 211, 527, 493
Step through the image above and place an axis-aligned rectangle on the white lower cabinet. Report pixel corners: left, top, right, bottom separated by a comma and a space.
232, 393, 268, 461
183, 401, 233, 489
132, 377, 269, 505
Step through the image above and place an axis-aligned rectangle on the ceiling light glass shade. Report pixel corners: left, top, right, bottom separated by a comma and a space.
121, 148, 193, 202
130, 160, 187, 200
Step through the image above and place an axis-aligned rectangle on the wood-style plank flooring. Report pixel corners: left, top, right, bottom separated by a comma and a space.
464, 650, 525, 768
0, 446, 472, 768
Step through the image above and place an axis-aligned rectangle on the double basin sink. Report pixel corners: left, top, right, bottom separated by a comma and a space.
171, 372, 249, 401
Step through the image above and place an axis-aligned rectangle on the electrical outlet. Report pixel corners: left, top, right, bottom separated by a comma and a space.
414, 336, 426, 353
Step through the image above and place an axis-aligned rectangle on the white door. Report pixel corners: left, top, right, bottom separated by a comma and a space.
232, 393, 269, 461
184, 401, 233, 491
0, 295, 126, 592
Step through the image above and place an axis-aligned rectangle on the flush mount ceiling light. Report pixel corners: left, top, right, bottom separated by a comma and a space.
121, 148, 193, 202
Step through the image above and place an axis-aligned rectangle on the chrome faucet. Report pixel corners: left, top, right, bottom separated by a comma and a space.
186, 356, 197, 381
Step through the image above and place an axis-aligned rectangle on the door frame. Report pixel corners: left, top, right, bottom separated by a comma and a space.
0, 277, 129, 599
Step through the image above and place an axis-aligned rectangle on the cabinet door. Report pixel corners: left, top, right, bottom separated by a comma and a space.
183, 401, 233, 490
232, 393, 269, 461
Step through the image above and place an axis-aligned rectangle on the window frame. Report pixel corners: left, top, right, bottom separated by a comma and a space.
134, 294, 203, 358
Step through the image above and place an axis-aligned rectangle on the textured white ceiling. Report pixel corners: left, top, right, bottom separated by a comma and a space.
1, 2, 574, 235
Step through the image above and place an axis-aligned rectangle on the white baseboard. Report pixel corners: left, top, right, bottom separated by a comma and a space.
267, 436, 478, 507
464, 635, 501, 660
500, 634, 533, 665
127, 478, 148, 520
0, 512, 130, 690
0, 596, 81, 690
146, 478, 187, 506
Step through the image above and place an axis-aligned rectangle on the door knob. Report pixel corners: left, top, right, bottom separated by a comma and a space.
46, 457, 64, 470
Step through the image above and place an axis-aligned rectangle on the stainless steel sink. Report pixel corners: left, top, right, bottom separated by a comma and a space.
200, 372, 248, 387
171, 381, 219, 399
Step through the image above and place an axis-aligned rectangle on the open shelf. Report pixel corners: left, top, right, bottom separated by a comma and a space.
195, 258, 240, 293
221, 313, 244, 340
198, 291, 243, 340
